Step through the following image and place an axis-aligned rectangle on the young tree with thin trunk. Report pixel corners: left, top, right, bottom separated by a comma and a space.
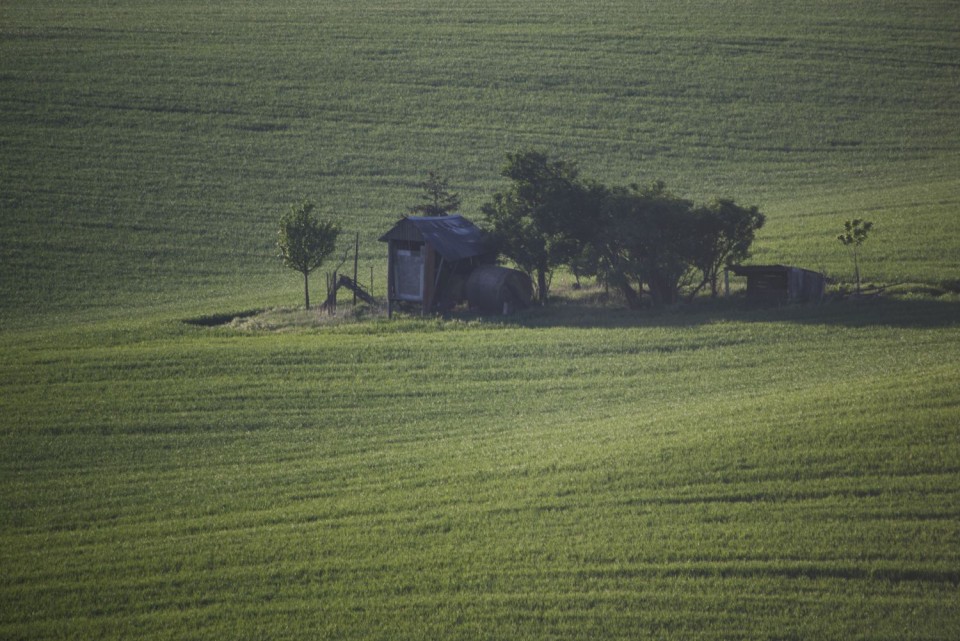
277, 201, 341, 309
837, 218, 874, 294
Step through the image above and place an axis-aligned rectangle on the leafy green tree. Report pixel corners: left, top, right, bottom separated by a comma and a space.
586, 185, 765, 307
480, 151, 768, 309
481, 190, 551, 303
481, 150, 587, 304
587, 184, 642, 307
837, 218, 874, 293
409, 171, 461, 217
277, 201, 341, 309
594, 181, 698, 307
690, 199, 766, 298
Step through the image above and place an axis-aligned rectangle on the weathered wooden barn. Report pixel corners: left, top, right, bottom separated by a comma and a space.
379, 215, 495, 316
729, 264, 826, 303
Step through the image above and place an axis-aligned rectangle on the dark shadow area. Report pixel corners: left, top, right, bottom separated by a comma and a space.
183, 309, 262, 327
180, 291, 958, 332
456, 293, 960, 330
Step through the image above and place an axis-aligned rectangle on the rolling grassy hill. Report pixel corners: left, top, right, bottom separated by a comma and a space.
2, 0, 958, 323
1, 1, 959, 639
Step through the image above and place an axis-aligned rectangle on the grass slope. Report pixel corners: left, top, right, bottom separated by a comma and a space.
2, 0, 959, 639
1, 0, 959, 324
2, 299, 959, 639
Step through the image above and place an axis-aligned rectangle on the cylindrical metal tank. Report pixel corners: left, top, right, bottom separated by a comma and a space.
465, 265, 533, 314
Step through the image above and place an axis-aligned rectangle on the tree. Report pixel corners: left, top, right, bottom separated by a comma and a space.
479, 151, 767, 309
837, 218, 874, 294
277, 201, 341, 309
689, 199, 766, 298
408, 171, 461, 217
593, 181, 699, 307
481, 150, 587, 304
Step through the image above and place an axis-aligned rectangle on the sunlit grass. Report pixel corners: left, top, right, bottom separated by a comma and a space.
2, 294, 959, 638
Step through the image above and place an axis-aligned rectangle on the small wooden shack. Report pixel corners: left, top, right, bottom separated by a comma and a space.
729, 264, 826, 303
379, 215, 494, 316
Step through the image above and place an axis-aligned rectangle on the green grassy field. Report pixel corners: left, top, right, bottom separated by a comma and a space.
2, 0, 959, 639
2, 0, 959, 324
3, 300, 959, 639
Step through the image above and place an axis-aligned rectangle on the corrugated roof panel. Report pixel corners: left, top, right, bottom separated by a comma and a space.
379, 215, 491, 262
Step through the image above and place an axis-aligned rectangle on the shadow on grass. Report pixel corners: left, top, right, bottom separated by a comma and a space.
183, 309, 261, 327
182, 292, 958, 333
474, 292, 960, 330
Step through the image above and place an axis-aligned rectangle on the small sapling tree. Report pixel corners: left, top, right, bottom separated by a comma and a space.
409, 171, 461, 217
837, 218, 874, 294
277, 201, 341, 309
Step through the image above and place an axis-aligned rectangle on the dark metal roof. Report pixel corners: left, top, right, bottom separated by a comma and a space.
729, 264, 821, 276
378, 215, 491, 262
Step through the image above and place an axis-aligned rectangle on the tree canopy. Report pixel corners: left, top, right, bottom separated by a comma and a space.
690, 199, 766, 298
481, 151, 589, 304
408, 171, 461, 217
482, 150, 765, 308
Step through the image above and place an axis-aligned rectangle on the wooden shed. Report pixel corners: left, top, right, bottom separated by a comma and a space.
378, 215, 494, 316
728, 264, 826, 303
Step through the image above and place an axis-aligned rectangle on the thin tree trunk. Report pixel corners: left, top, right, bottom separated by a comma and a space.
686, 273, 712, 302
303, 271, 311, 309
854, 249, 861, 295
537, 269, 548, 305
618, 281, 642, 309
